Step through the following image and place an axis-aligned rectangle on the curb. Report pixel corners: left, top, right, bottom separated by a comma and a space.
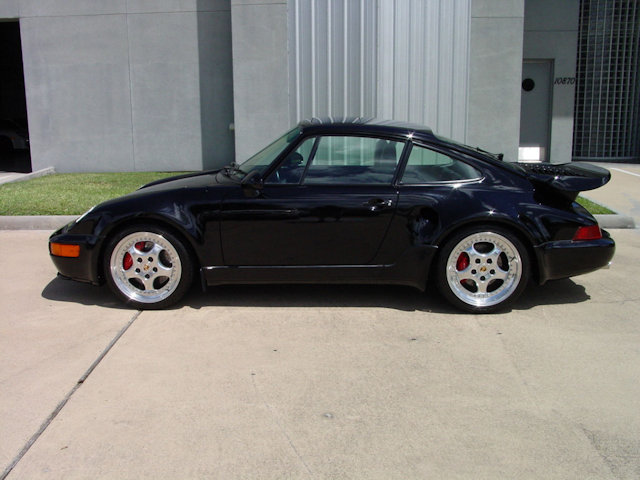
594, 214, 635, 229
0, 216, 77, 230
0, 214, 635, 231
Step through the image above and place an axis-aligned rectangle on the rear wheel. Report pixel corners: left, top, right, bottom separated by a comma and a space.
104, 225, 193, 309
436, 226, 529, 313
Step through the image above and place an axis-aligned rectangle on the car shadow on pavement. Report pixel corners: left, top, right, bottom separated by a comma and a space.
185, 279, 590, 313
514, 279, 591, 309
41, 276, 129, 309
42, 276, 590, 314
185, 283, 457, 313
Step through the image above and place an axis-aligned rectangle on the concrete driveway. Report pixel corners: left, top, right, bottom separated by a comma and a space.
1, 228, 639, 479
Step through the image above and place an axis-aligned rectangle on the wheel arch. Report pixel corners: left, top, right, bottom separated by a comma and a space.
95, 215, 202, 284
430, 217, 541, 285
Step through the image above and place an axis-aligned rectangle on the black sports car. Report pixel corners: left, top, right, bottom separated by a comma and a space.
49, 118, 615, 313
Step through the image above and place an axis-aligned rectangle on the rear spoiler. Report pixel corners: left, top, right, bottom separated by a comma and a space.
517, 162, 611, 201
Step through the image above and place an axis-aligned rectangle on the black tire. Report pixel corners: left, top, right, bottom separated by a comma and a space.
103, 225, 193, 309
436, 225, 530, 313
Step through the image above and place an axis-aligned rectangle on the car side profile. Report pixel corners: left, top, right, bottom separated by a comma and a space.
49, 118, 615, 313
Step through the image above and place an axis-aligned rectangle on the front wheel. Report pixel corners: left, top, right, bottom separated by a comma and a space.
104, 225, 193, 309
436, 226, 530, 313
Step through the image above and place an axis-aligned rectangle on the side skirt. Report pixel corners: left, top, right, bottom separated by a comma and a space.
201, 246, 438, 291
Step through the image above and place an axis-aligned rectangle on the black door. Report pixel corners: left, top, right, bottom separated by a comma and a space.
220, 184, 398, 266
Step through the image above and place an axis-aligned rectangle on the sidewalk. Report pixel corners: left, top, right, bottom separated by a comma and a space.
583, 163, 639, 228
0, 167, 55, 186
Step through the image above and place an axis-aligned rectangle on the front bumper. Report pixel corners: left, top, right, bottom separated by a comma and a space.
49, 228, 103, 285
535, 230, 615, 284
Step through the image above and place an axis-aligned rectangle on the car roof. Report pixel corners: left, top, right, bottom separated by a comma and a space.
298, 117, 436, 141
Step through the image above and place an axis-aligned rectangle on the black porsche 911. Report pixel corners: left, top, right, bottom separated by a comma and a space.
49, 118, 615, 313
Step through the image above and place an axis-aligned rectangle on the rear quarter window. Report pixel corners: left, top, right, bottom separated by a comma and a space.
400, 145, 481, 184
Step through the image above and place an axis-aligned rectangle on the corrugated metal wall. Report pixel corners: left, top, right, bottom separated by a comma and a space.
288, 0, 470, 141
288, 0, 378, 121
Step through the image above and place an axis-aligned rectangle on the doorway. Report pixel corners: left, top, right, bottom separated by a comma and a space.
519, 60, 553, 163
0, 21, 31, 173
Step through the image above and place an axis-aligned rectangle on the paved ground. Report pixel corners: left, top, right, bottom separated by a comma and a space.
583, 163, 640, 228
1, 162, 639, 479
1, 227, 639, 479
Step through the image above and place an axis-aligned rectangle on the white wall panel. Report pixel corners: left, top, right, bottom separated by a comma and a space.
289, 0, 377, 122
378, 0, 470, 140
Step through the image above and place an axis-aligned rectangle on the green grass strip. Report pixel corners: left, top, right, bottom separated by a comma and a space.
0, 172, 190, 215
0, 172, 617, 216
576, 196, 615, 215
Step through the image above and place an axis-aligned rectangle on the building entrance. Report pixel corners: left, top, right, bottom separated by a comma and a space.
0, 21, 31, 173
519, 60, 553, 163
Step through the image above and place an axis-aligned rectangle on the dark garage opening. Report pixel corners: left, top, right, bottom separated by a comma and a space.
0, 21, 31, 173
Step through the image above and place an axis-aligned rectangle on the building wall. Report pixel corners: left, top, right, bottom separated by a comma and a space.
234, 0, 472, 163
230, 0, 290, 163
523, 0, 579, 164
287, 0, 378, 124
7, 0, 234, 173
2, 0, 534, 171
467, 0, 525, 162
377, 0, 470, 142
288, 0, 471, 143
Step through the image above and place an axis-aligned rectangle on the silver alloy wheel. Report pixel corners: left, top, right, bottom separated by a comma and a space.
109, 231, 182, 304
445, 231, 522, 308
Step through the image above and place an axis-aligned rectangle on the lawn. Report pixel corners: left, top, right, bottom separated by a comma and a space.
0, 172, 190, 215
0, 171, 616, 216
576, 196, 615, 215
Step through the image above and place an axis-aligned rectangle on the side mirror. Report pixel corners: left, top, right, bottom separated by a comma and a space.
241, 170, 263, 197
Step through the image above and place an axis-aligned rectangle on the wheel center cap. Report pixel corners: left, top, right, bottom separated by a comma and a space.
480, 266, 487, 272
143, 265, 150, 272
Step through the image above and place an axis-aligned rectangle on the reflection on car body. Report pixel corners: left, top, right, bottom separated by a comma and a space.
49, 118, 615, 313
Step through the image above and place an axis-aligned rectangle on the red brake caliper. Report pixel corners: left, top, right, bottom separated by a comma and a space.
456, 253, 469, 271
123, 253, 133, 270
123, 242, 147, 270
456, 252, 471, 288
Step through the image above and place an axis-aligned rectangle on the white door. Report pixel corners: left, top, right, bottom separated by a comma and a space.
519, 60, 553, 162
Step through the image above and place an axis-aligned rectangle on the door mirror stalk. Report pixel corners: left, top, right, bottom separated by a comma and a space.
241, 170, 263, 197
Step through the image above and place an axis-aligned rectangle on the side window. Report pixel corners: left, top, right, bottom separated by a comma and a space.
400, 145, 481, 183
266, 137, 315, 184
304, 136, 402, 185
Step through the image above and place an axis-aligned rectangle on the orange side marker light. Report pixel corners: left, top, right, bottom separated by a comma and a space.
50, 243, 80, 258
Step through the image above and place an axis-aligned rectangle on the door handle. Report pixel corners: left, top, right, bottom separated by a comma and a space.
364, 198, 393, 211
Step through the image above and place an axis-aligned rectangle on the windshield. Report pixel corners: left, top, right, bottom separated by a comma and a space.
230, 127, 301, 179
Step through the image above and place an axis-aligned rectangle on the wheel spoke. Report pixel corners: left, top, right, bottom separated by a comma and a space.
157, 262, 173, 275
127, 246, 143, 263
456, 268, 475, 282
124, 269, 139, 281
141, 275, 156, 291
476, 280, 489, 294
487, 249, 502, 265
492, 266, 509, 281
149, 242, 163, 260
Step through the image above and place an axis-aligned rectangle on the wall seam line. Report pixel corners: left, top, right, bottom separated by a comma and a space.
125, 0, 136, 171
